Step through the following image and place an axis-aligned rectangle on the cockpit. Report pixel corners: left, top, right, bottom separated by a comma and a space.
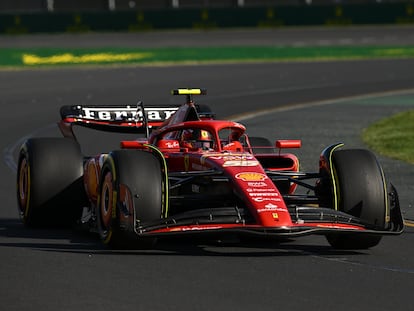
153, 121, 247, 153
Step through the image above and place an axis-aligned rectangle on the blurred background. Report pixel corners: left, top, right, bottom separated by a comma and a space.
0, 0, 411, 11
1, 0, 414, 34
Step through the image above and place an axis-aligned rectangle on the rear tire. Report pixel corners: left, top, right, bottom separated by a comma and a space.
97, 150, 163, 249
325, 149, 388, 249
17, 138, 87, 227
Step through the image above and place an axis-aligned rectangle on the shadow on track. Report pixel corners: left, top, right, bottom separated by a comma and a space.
0, 217, 369, 258
0, 217, 105, 250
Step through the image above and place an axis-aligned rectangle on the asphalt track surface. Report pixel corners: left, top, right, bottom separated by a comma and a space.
1, 27, 414, 311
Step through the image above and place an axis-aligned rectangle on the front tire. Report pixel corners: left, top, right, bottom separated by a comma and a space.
17, 138, 87, 227
325, 149, 388, 249
97, 150, 163, 248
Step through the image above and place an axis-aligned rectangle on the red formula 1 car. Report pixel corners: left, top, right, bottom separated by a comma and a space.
17, 89, 404, 249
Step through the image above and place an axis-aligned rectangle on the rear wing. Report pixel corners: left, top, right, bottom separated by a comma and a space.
59, 103, 180, 138
58, 89, 214, 139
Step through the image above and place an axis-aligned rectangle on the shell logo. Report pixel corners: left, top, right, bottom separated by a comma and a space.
235, 172, 267, 182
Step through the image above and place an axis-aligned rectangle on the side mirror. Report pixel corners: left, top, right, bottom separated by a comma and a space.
275, 140, 302, 150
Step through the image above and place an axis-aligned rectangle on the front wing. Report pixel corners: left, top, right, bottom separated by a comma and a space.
132, 204, 404, 239
129, 173, 404, 239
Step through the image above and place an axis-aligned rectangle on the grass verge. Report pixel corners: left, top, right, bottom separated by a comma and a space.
362, 110, 414, 164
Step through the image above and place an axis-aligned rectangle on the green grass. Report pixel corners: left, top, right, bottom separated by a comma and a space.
2, 45, 414, 67
362, 110, 414, 164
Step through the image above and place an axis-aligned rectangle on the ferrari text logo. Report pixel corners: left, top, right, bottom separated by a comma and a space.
81, 107, 177, 121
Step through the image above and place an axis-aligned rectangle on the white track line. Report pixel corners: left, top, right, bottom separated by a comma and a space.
228, 88, 414, 122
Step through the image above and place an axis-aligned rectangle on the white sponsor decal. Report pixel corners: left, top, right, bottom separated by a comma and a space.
257, 204, 288, 213
203, 154, 254, 161
223, 160, 259, 167
246, 188, 276, 192
249, 192, 279, 197
81, 107, 177, 121
179, 226, 223, 232
247, 182, 268, 187
252, 197, 282, 203
223, 155, 254, 161
164, 141, 180, 148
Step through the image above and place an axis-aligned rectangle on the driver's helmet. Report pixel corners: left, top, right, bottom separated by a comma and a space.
195, 130, 213, 150
181, 129, 213, 150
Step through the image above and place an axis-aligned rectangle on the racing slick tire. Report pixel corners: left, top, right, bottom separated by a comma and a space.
325, 149, 388, 249
97, 150, 163, 249
17, 138, 87, 227
249, 137, 275, 154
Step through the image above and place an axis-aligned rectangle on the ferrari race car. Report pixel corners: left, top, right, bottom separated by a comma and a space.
17, 88, 404, 249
